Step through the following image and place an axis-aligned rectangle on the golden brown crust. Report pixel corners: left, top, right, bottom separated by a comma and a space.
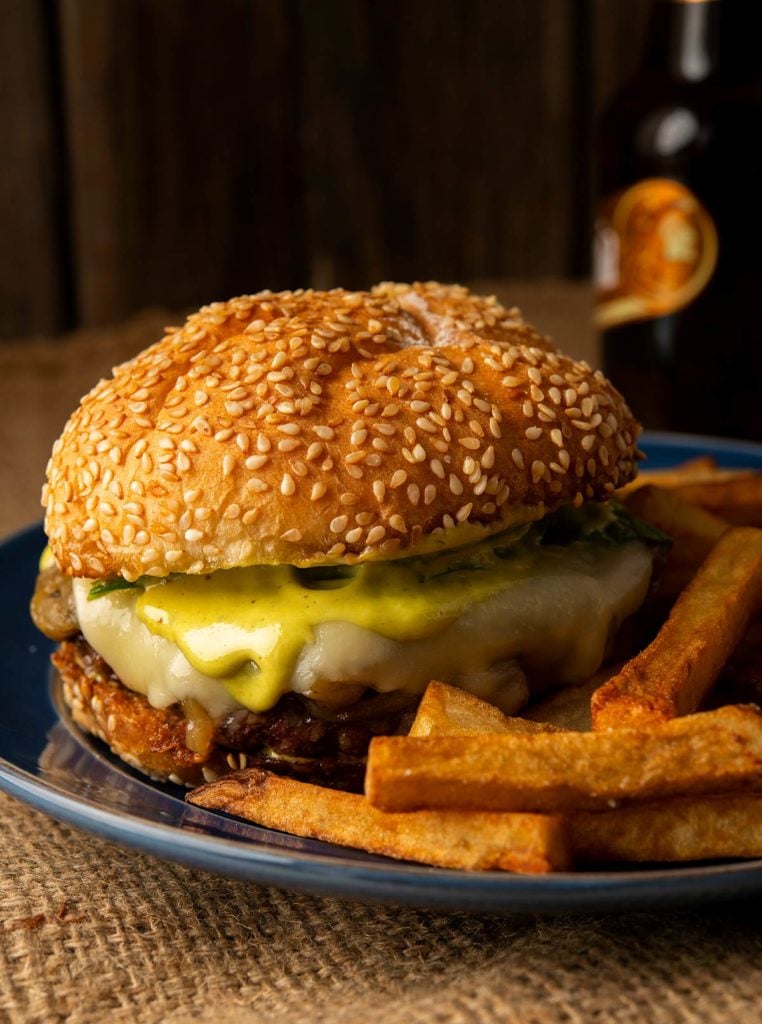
53, 641, 227, 786
43, 282, 640, 579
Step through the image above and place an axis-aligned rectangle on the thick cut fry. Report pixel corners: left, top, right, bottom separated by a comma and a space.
409, 681, 558, 737
591, 527, 762, 731
571, 794, 762, 864
411, 680, 762, 865
624, 484, 729, 546
619, 457, 748, 494
624, 485, 729, 595
522, 665, 622, 731
673, 475, 762, 528
365, 705, 762, 814
187, 768, 569, 873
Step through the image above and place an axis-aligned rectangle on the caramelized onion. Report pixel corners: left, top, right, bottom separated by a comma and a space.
181, 697, 214, 756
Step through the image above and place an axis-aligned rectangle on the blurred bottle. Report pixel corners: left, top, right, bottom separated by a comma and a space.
594, 0, 762, 440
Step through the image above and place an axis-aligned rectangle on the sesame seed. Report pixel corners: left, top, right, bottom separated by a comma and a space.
550, 428, 564, 447
280, 474, 295, 496
222, 454, 236, 477
366, 525, 386, 544
525, 426, 542, 440
390, 469, 407, 488
314, 425, 334, 440
459, 437, 480, 450
281, 529, 302, 542
531, 461, 545, 483
310, 482, 326, 501
246, 454, 269, 470
185, 528, 204, 542
512, 448, 525, 468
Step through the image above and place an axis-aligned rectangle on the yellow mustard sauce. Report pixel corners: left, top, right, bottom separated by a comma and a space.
135, 528, 540, 711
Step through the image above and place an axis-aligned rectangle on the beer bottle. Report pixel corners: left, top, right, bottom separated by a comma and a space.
594, 0, 762, 440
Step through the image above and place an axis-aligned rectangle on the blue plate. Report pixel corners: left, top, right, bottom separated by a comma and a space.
2, 433, 762, 913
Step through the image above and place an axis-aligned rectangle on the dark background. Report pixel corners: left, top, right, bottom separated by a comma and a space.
1, 0, 651, 338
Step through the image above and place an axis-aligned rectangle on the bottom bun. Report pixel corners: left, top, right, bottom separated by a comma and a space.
53, 637, 415, 790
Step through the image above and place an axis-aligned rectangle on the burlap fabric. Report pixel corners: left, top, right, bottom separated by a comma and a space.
2, 289, 761, 1024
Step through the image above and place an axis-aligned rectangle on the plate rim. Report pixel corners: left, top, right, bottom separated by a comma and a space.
3, 431, 762, 911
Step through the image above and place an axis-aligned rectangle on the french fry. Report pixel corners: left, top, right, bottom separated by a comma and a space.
620, 457, 762, 526
672, 474, 762, 528
409, 680, 559, 737
620, 457, 750, 494
415, 681, 762, 864
521, 665, 621, 731
187, 768, 570, 874
619, 456, 717, 494
624, 484, 729, 595
591, 527, 762, 730
365, 705, 762, 814
571, 794, 762, 864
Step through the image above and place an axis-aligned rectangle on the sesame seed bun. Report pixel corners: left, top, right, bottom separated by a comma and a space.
43, 282, 641, 580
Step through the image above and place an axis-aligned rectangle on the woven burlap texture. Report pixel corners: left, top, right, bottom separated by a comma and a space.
1, 792, 761, 1024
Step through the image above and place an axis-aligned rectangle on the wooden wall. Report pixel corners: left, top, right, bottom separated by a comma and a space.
1, 0, 651, 338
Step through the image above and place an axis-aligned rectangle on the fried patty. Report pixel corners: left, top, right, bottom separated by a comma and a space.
53, 636, 415, 790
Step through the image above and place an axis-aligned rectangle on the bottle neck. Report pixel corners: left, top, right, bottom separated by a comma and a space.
644, 0, 721, 82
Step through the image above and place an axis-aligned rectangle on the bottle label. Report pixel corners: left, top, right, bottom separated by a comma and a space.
594, 177, 718, 330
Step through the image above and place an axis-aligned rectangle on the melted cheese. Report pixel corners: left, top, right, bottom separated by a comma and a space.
73, 535, 653, 719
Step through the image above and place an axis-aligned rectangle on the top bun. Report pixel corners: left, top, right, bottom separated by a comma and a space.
43, 282, 641, 580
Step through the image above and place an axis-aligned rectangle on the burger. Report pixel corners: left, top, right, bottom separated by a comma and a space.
32, 282, 660, 791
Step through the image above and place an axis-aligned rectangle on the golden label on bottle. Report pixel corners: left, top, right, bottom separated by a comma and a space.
594, 177, 718, 330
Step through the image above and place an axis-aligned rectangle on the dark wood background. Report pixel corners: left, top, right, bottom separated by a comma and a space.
1, 0, 650, 338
